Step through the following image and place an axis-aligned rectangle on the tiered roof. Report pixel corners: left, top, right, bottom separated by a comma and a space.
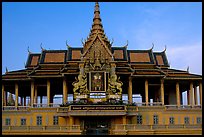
2, 2, 201, 81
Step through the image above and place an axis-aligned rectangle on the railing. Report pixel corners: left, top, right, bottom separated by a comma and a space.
165, 105, 178, 109
127, 102, 163, 107
57, 107, 69, 112
112, 124, 202, 131
33, 103, 60, 108
148, 102, 163, 106
166, 105, 202, 110
126, 124, 151, 130
193, 105, 202, 109
2, 104, 61, 111
2, 106, 30, 111
180, 105, 192, 109
2, 103, 201, 111
2, 125, 81, 132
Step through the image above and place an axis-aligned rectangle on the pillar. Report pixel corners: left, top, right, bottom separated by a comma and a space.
15, 83, 19, 108
176, 82, 180, 107
21, 97, 23, 106
40, 96, 43, 104
187, 90, 190, 105
50, 94, 53, 104
4, 91, 7, 106
47, 79, 50, 106
63, 77, 68, 104
34, 86, 38, 104
2, 84, 4, 107
128, 77, 132, 104
24, 96, 26, 106
69, 116, 73, 125
199, 82, 202, 105
31, 81, 34, 107
189, 82, 194, 107
122, 116, 127, 125
194, 85, 197, 105
145, 79, 149, 105
160, 79, 164, 105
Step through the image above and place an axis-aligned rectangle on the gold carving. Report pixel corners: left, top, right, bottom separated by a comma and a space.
72, 74, 88, 94
108, 74, 123, 95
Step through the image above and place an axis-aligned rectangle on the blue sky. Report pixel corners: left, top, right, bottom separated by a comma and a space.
2, 2, 202, 75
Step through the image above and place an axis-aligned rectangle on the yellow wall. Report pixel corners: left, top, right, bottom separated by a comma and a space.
2, 107, 202, 127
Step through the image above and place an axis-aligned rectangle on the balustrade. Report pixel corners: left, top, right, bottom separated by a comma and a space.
2, 125, 81, 132
112, 124, 202, 131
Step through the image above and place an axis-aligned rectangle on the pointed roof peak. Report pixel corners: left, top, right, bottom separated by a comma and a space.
83, 2, 111, 51
95, 2, 100, 13
93, 2, 102, 27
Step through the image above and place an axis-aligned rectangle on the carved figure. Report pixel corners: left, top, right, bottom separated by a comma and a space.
72, 74, 88, 93
108, 74, 123, 94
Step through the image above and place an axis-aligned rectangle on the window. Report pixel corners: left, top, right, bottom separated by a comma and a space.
137, 115, 142, 124
184, 117, 189, 124
53, 116, 58, 125
169, 117, 174, 124
5, 118, 11, 126
197, 117, 202, 124
153, 115, 158, 125
37, 116, 42, 125
21, 118, 26, 126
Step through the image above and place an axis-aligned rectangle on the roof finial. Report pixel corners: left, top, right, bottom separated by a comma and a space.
164, 45, 167, 52
110, 38, 114, 45
163, 45, 167, 52
66, 40, 71, 48
81, 38, 85, 45
126, 40, 129, 46
151, 43, 154, 50
40, 43, 45, 51
95, 2, 99, 12
187, 66, 189, 73
27, 46, 31, 54
6, 67, 8, 73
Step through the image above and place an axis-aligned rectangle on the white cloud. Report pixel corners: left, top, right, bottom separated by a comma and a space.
166, 42, 202, 75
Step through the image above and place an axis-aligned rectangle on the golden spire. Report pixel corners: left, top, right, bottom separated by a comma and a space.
92, 2, 102, 30
83, 2, 111, 51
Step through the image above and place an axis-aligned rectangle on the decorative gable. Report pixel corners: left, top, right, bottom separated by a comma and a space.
82, 37, 113, 63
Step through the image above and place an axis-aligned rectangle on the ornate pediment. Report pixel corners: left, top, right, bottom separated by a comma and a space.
82, 36, 113, 64
72, 2, 123, 103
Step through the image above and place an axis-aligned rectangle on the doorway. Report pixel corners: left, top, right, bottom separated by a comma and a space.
82, 116, 110, 135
